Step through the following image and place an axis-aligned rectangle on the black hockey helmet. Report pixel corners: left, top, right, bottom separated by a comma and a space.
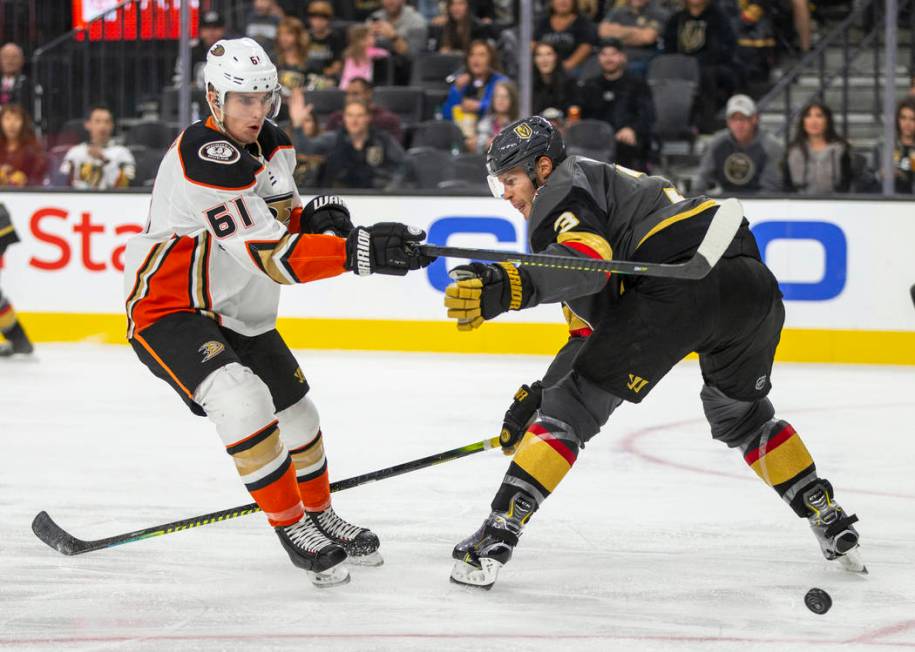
485, 115, 565, 196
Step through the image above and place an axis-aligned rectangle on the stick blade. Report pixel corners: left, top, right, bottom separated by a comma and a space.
694, 198, 744, 272
32, 511, 88, 556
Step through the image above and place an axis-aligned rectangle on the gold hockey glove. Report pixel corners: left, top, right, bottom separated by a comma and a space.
444, 262, 531, 331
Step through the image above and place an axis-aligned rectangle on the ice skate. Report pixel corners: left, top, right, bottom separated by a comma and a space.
802, 480, 867, 574
0, 337, 33, 358
275, 517, 350, 587
308, 507, 383, 566
450, 492, 535, 589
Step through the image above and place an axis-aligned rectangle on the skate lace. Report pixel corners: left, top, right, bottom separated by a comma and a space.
284, 519, 332, 553
806, 489, 840, 527
315, 508, 363, 542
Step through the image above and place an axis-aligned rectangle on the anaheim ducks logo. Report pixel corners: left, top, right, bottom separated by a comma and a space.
723, 152, 756, 186
199, 141, 240, 165
513, 123, 533, 140
210, 44, 225, 57
678, 19, 707, 53
199, 340, 225, 363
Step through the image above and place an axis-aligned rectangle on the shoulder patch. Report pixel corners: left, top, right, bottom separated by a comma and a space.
178, 122, 262, 190
198, 141, 240, 165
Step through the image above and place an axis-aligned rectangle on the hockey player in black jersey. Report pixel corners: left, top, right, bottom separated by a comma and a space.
444, 116, 865, 589
0, 203, 34, 358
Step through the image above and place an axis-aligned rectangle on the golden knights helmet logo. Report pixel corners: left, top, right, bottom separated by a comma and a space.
513, 123, 533, 140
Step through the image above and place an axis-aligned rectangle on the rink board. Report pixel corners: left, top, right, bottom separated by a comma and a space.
0, 191, 913, 364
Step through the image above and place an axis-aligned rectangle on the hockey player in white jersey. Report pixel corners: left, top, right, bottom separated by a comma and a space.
123, 38, 433, 587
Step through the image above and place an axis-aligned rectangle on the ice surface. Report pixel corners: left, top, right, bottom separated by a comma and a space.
1, 345, 914, 651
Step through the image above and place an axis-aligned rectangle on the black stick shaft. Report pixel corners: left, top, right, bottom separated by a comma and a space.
32, 436, 501, 555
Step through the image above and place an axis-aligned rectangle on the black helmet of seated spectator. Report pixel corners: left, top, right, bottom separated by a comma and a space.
485, 115, 565, 196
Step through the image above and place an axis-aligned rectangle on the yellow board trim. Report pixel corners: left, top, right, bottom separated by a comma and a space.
14, 312, 915, 365
636, 199, 718, 249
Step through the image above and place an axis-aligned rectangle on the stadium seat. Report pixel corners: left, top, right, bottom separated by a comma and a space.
53, 119, 88, 148
128, 145, 165, 187
406, 146, 455, 189
421, 88, 450, 120
452, 153, 487, 185
410, 52, 463, 90
648, 78, 698, 145
159, 86, 209, 124
373, 87, 425, 129
301, 88, 346, 129
410, 120, 465, 153
125, 121, 177, 150
647, 54, 700, 85
566, 120, 615, 161
45, 144, 72, 186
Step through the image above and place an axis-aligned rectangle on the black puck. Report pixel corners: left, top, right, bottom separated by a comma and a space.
805, 588, 832, 614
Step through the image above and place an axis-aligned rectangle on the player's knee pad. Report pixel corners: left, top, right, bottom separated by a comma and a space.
194, 362, 277, 446
276, 394, 320, 450
542, 372, 622, 444
700, 383, 775, 448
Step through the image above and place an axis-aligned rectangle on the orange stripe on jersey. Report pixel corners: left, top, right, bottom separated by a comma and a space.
266, 143, 294, 161
133, 331, 194, 399
246, 233, 346, 284
130, 236, 198, 334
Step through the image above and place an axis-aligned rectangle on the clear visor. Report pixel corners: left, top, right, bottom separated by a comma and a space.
222, 89, 282, 121
487, 174, 505, 199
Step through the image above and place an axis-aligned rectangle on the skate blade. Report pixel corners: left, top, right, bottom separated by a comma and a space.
307, 561, 351, 588
838, 547, 868, 574
347, 550, 384, 567
449, 558, 502, 590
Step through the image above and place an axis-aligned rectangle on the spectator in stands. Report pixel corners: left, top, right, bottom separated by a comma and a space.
430, 0, 493, 53
783, 101, 852, 194
532, 42, 579, 115
305, 1, 345, 80
579, 38, 654, 171
369, 0, 429, 61
474, 79, 519, 152
246, 0, 284, 55
695, 94, 783, 194
320, 98, 406, 189
287, 90, 335, 186
722, 0, 775, 89
340, 24, 390, 88
877, 97, 915, 194
534, 0, 598, 76
0, 44, 31, 114
60, 105, 135, 190
598, 0, 668, 78
276, 17, 312, 92
541, 106, 565, 132
662, 0, 740, 133
173, 11, 228, 88
443, 39, 506, 143
325, 77, 403, 144
0, 104, 45, 186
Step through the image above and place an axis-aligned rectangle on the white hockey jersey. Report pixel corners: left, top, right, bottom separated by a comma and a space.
61, 142, 136, 189
124, 117, 347, 339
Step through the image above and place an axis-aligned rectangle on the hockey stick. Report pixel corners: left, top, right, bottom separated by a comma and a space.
32, 435, 501, 556
419, 198, 744, 280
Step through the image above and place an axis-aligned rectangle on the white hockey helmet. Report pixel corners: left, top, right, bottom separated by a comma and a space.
203, 38, 281, 123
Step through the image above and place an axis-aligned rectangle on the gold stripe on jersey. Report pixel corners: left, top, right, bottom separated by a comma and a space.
557, 231, 613, 260
125, 240, 173, 338
562, 304, 593, 332
190, 233, 216, 320
247, 235, 297, 285
635, 199, 717, 250
0, 225, 14, 239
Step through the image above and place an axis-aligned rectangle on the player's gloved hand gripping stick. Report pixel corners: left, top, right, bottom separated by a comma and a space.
420, 198, 745, 280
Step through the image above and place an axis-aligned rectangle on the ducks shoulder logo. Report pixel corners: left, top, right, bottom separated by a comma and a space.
199, 341, 225, 363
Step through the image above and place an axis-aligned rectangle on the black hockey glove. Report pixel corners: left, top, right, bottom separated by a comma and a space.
344, 223, 434, 276
500, 380, 543, 455
296, 195, 354, 236
444, 262, 533, 331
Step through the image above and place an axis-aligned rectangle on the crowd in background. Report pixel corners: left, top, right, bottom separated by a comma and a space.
0, 0, 914, 195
